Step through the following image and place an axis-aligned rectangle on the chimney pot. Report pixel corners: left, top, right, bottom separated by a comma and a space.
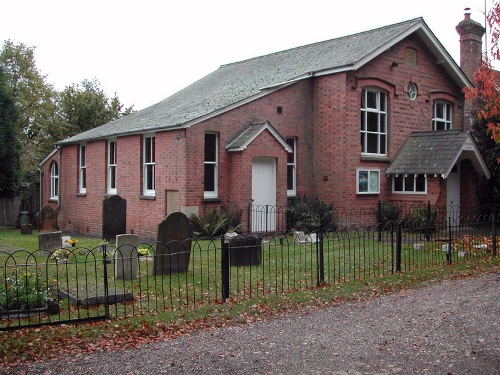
464, 7, 471, 19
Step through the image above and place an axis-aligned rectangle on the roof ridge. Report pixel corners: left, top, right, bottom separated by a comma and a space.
219, 17, 424, 69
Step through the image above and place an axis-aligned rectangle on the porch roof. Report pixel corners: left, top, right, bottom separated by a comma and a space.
385, 131, 490, 179
225, 122, 292, 152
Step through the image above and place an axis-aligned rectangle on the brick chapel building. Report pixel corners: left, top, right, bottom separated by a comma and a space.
40, 11, 491, 239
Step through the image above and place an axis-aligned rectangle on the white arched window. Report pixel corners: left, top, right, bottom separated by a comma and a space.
50, 162, 59, 199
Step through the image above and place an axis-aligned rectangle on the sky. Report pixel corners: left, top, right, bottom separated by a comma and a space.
1, 0, 495, 111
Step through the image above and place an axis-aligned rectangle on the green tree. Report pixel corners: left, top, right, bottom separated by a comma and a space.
0, 68, 21, 198
0, 40, 59, 172
59, 78, 134, 135
0, 40, 134, 172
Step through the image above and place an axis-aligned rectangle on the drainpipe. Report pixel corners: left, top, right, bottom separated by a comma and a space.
56, 145, 62, 212
38, 167, 43, 217
461, 94, 466, 132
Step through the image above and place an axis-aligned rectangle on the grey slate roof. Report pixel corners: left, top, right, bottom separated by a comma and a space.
385, 131, 490, 178
57, 17, 469, 145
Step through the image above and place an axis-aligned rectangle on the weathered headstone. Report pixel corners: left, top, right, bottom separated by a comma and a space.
153, 212, 193, 275
115, 234, 139, 280
38, 205, 58, 231
229, 234, 262, 266
102, 195, 126, 241
20, 224, 33, 235
413, 243, 425, 251
38, 231, 62, 256
19, 211, 30, 226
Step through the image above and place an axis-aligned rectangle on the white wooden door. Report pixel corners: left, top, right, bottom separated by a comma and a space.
447, 165, 460, 225
251, 158, 276, 232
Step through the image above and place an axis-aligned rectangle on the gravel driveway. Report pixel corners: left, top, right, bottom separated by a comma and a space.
7, 271, 499, 375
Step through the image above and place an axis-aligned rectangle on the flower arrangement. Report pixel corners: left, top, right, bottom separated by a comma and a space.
51, 249, 72, 261
65, 238, 78, 246
137, 247, 152, 256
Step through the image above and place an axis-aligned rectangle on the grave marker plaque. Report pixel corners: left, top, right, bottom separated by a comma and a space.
102, 195, 126, 241
115, 234, 139, 280
38, 231, 62, 256
153, 212, 193, 275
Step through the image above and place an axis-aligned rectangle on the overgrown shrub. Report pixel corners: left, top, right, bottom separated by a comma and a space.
287, 196, 335, 232
190, 204, 242, 238
0, 272, 49, 310
402, 205, 438, 232
376, 202, 400, 227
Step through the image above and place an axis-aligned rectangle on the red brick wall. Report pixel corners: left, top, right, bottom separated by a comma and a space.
460, 159, 480, 208
309, 35, 465, 210
185, 81, 314, 228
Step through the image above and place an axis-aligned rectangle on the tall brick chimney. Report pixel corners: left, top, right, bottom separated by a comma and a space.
456, 8, 486, 83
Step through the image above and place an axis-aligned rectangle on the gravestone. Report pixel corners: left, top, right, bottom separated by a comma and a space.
38, 231, 62, 256
61, 236, 72, 248
20, 224, 33, 235
38, 205, 58, 231
102, 195, 126, 241
115, 234, 139, 280
153, 212, 193, 275
229, 234, 262, 266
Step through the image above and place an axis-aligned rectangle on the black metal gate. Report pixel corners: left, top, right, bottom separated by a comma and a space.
0, 245, 110, 331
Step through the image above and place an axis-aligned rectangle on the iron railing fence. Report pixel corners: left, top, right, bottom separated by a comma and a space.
248, 202, 494, 234
1, 213, 498, 331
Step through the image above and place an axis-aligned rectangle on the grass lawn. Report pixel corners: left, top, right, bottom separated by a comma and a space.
0, 226, 497, 330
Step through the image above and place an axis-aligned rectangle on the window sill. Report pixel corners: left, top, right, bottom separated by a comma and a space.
360, 154, 391, 162
48, 198, 59, 203
76, 193, 86, 197
139, 195, 156, 200
203, 198, 222, 204
392, 192, 427, 195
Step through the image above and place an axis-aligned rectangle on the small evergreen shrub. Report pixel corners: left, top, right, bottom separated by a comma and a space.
190, 204, 242, 238
402, 205, 438, 232
375, 202, 400, 227
287, 196, 336, 232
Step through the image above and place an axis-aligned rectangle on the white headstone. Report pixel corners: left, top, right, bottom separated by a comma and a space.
61, 236, 72, 248
114, 234, 139, 280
